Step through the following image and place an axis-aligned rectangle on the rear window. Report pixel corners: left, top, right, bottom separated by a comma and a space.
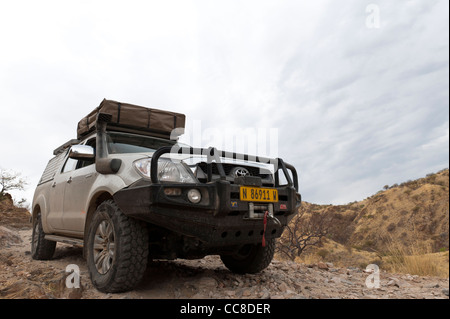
38, 151, 66, 185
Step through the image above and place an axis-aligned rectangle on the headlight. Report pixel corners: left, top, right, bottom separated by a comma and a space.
133, 158, 197, 183
187, 189, 202, 203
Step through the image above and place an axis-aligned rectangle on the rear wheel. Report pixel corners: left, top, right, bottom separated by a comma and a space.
86, 200, 149, 293
31, 213, 56, 260
220, 239, 275, 274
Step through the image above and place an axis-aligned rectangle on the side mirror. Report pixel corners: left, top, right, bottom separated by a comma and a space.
69, 145, 95, 160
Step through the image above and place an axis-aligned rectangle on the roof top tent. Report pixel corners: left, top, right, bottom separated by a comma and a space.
77, 98, 186, 141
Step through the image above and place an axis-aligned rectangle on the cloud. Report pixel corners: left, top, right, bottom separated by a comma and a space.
266, 0, 449, 203
0, 0, 448, 206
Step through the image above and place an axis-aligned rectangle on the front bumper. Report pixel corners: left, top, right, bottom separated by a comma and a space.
113, 180, 301, 247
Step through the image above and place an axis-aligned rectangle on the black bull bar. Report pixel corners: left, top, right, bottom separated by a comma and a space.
150, 146, 299, 190
114, 146, 301, 247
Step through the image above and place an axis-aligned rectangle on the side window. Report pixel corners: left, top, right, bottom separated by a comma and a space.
61, 138, 96, 173
62, 157, 78, 173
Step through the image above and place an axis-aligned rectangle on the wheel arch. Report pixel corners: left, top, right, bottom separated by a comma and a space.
32, 203, 41, 220
31, 194, 50, 233
82, 191, 114, 257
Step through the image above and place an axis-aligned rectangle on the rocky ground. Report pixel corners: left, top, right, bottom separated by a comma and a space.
0, 223, 448, 299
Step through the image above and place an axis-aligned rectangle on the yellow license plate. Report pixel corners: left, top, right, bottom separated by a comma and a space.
240, 186, 278, 202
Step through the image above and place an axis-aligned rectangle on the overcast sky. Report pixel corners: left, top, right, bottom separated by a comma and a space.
0, 0, 448, 206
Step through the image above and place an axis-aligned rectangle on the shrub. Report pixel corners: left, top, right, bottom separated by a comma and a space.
369, 258, 383, 267
316, 249, 329, 260
387, 223, 396, 232
363, 240, 375, 248
277, 210, 335, 261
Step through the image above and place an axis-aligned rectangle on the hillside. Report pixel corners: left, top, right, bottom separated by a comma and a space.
0, 193, 31, 230
281, 169, 449, 276
0, 173, 449, 299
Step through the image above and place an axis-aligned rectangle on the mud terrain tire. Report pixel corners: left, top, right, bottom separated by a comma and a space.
87, 200, 149, 293
31, 212, 56, 260
220, 238, 275, 274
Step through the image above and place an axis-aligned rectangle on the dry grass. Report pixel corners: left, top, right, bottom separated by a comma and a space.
384, 238, 449, 278
278, 235, 449, 279
286, 169, 449, 276
283, 237, 379, 269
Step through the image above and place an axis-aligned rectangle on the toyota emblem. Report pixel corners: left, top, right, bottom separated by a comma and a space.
233, 167, 250, 177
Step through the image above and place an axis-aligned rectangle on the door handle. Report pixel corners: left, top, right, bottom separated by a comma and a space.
51, 181, 56, 188
67, 177, 72, 184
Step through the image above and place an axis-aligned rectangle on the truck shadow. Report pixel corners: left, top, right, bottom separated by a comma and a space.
134, 258, 237, 298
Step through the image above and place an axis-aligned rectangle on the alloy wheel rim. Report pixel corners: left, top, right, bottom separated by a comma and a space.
93, 219, 115, 275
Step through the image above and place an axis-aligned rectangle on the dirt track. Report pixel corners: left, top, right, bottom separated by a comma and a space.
0, 224, 448, 299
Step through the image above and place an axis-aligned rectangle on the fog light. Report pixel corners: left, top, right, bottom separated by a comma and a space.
164, 188, 182, 196
187, 189, 202, 203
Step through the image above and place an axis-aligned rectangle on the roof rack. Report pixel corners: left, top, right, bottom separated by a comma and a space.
53, 139, 80, 155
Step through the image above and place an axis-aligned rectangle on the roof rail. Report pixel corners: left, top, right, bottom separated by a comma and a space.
53, 139, 80, 155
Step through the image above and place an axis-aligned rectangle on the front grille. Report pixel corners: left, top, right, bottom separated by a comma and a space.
196, 162, 269, 179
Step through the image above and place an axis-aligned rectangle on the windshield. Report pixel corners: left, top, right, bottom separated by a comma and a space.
106, 131, 186, 154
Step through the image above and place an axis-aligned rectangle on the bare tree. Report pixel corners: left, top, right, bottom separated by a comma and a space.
277, 208, 335, 261
0, 168, 28, 199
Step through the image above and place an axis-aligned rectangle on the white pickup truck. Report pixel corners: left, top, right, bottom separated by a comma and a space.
31, 99, 301, 293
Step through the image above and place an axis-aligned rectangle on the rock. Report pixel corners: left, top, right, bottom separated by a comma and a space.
341, 279, 355, 286
317, 262, 329, 271
234, 277, 244, 286
286, 289, 296, 295
278, 282, 289, 293
67, 288, 83, 299
405, 274, 418, 281
398, 280, 412, 289
442, 288, 449, 296
197, 276, 217, 289
260, 290, 270, 299
347, 267, 361, 273
387, 279, 398, 287
423, 283, 439, 289
0, 226, 22, 246
242, 289, 252, 297
0, 253, 13, 266
387, 277, 405, 288
329, 268, 339, 273
331, 277, 341, 284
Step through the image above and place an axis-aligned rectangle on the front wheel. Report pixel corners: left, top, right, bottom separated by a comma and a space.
86, 200, 149, 293
220, 239, 275, 274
